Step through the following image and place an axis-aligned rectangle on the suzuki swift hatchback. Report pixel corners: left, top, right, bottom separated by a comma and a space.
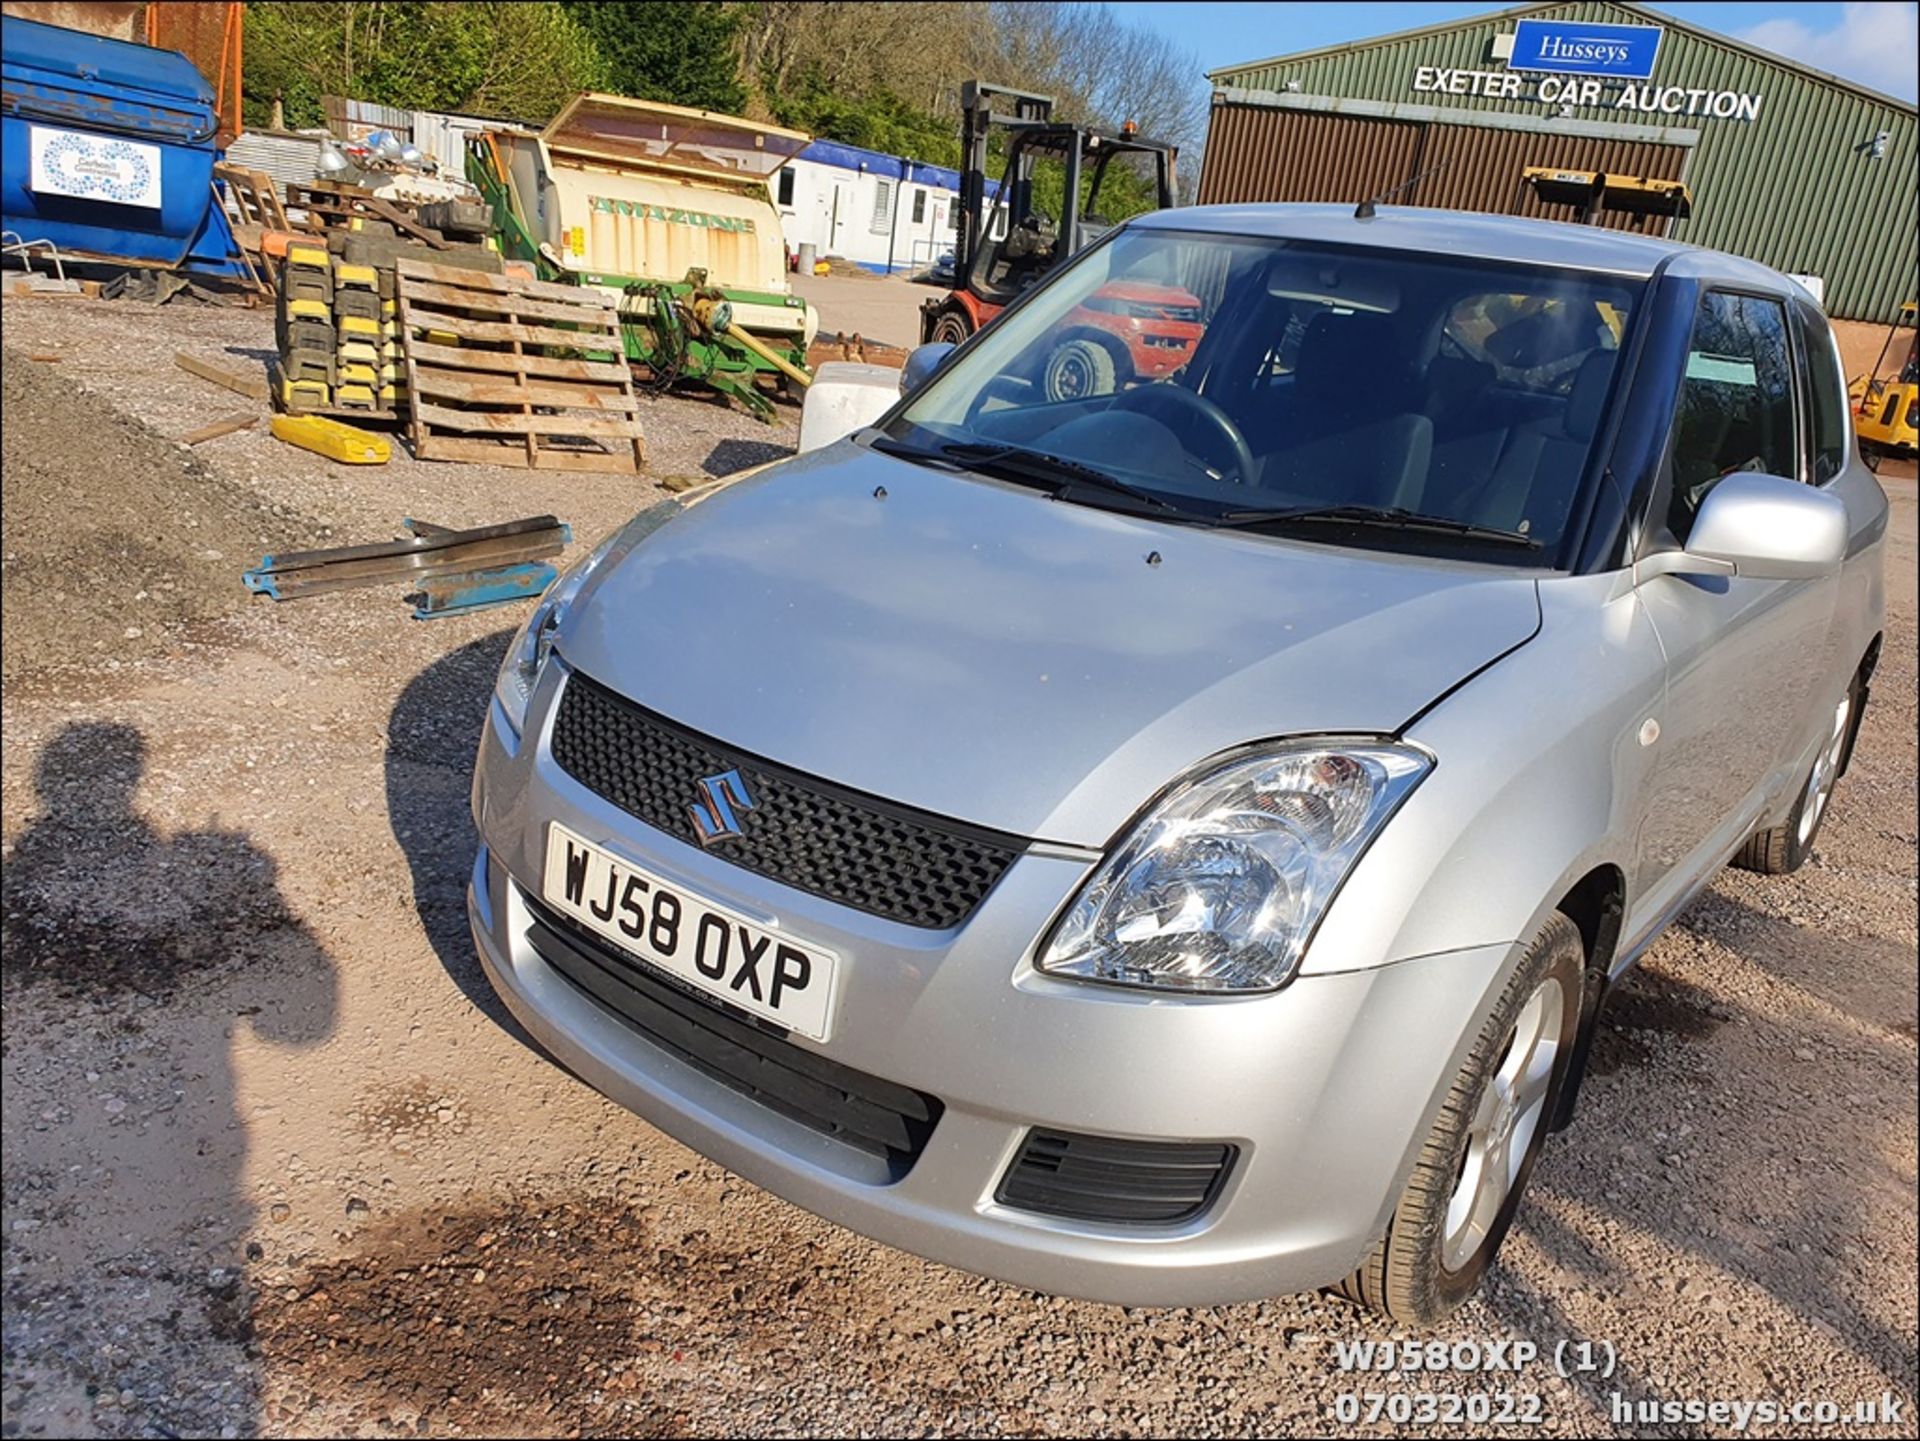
468, 205, 1885, 1324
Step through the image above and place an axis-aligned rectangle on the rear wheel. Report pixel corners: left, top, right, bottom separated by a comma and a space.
1337, 911, 1583, 1326
929, 308, 974, 348
1732, 675, 1860, 874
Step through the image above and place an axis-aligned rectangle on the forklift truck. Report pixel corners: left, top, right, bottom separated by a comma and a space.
1850, 300, 1918, 465
917, 81, 1191, 397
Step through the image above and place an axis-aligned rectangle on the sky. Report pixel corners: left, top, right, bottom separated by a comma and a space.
1120, 1, 1920, 103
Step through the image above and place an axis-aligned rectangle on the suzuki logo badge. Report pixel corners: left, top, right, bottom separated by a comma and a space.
690, 768, 754, 846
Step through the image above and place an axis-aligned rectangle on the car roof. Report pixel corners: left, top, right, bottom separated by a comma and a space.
1132, 203, 1788, 290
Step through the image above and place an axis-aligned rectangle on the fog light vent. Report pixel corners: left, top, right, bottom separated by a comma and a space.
996, 1129, 1235, 1225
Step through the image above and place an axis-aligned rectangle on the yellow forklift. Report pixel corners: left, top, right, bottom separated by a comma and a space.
1849, 300, 1917, 465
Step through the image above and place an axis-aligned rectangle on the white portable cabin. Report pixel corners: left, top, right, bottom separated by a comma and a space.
775, 139, 974, 274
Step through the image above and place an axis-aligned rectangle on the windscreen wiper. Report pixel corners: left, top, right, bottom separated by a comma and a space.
935, 441, 1187, 514
866, 433, 962, 468
1211, 503, 1540, 548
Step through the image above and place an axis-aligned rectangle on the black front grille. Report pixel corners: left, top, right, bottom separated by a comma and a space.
524, 894, 941, 1174
997, 1130, 1236, 1225
550, 669, 1024, 929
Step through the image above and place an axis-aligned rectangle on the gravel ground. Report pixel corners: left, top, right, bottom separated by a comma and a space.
1, 291, 1914, 1440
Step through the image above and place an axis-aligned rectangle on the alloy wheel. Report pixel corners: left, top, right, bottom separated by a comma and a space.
1442, 974, 1566, 1272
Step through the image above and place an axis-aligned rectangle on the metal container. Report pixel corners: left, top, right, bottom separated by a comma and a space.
0, 16, 247, 277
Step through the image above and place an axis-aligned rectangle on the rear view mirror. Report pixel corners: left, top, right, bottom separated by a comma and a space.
901, 342, 956, 394
1639, 472, 1848, 582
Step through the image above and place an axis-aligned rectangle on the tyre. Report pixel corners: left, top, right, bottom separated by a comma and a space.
1337, 911, 1583, 1326
929, 309, 974, 348
1041, 337, 1117, 401
1732, 674, 1861, 874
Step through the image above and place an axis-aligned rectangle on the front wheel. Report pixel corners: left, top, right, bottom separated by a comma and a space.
1041, 337, 1118, 401
1337, 911, 1583, 1326
928, 308, 974, 348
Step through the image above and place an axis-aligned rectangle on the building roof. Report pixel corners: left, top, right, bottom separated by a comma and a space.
1136, 201, 1709, 276
798, 139, 967, 194
1207, 1, 1918, 115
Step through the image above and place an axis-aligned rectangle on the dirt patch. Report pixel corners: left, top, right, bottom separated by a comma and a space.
0, 347, 302, 680
253, 1196, 675, 1435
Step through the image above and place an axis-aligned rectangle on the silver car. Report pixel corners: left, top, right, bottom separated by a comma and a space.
467, 205, 1885, 1324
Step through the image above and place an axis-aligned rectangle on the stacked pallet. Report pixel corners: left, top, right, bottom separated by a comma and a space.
274, 242, 334, 410
396, 258, 645, 473
273, 251, 407, 415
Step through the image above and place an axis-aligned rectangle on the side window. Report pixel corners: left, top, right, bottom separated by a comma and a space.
1797, 301, 1850, 484
870, 179, 895, 235
1666, 292, 1797, 540
911, 188, 927, 224
776, 167, 795, 208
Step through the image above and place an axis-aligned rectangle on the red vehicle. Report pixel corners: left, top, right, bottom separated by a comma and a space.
1035, 280, 1207, 398
919, 81, 1187, 399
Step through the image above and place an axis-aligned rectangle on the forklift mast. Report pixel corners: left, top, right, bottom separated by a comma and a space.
954, 81, 1054, 279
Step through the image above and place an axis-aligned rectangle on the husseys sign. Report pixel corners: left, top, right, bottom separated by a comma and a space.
1410, 19, 1765, 122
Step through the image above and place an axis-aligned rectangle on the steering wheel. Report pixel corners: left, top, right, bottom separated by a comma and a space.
1110, 384, 1257, 485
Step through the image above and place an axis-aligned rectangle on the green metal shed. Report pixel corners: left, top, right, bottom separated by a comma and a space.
1199, 1, 1917, 320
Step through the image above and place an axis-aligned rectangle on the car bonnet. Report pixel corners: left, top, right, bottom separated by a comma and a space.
556, 444, 1542, 846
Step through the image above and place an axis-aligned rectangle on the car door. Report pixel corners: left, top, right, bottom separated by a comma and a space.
1629, 288, 1840, 921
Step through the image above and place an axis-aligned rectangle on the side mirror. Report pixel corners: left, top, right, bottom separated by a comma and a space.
900, 341, 955, 394
1638, 472, 1848, 582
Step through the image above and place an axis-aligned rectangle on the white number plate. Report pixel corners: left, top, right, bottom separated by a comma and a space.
541, 822, 838, 1041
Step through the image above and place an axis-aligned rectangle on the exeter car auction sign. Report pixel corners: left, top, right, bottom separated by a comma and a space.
1409, 20, 1765, 122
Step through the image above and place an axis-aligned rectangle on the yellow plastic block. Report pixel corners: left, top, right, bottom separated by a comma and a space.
279, 376, 330, 408
336, 362, 378, 386
286, 245, 330, 271
333, 261, 379, 288
333, 383, 377, 410
336, 340, 381, 365
337, 314, 380, 337
270, 412, 388, 463
283, 296, 331, 321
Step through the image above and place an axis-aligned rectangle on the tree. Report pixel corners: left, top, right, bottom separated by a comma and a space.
562, 1, 745, 113
244, 2, 607, 129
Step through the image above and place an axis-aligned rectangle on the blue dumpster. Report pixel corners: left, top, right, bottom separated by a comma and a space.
1, 16, 248, 278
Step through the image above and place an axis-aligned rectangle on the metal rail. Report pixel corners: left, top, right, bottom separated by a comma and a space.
244, 515, 571, 601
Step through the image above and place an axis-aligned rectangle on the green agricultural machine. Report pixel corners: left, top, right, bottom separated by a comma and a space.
468, 93, 819, 420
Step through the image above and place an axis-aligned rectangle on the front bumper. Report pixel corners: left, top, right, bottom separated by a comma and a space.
469, 680, 1518, 1307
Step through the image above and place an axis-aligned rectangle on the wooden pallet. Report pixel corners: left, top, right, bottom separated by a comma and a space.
395, 258, 645, 473
289, 181, 448, 249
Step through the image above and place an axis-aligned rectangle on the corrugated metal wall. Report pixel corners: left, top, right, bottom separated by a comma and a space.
224, 131, 325, 196
1197, 105, 1420, 205
1204, 0, 1918, 319
410, 110, 494, 178
1198, 102, 1688, 233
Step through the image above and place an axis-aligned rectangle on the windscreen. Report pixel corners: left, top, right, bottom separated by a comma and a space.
892, 228, 1641, 559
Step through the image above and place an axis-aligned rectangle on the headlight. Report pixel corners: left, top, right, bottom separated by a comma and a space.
1037, 741, 1431, 993
491, 527, 621, 736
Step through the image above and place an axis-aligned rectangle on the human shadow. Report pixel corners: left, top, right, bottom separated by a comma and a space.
382, 628, 532, 1040
1, 721, 338, 1437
